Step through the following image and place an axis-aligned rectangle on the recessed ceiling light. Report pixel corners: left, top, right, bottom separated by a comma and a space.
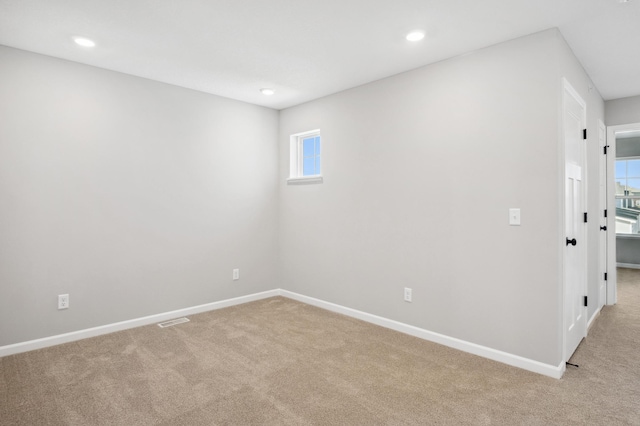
73, 37, 96, 48
406, 31, 425, 42
260, 88, 275, 96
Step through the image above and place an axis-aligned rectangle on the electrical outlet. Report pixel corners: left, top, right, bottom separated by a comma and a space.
404, 287, 412, 302
58, 294, 69, 310
233, 269, 240, 281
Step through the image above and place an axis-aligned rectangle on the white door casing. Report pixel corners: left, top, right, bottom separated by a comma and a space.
598, 119, 607, 310
606, 127, 617, 306
563, 79, 587, 362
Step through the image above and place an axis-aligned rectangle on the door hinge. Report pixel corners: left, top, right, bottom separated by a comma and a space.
604, 145, 609, 155
583, 296, 588, 307
583, 129, 587, 140
604, 209, 608, 218
604, 272, 608, 281
583, 212, 588, 223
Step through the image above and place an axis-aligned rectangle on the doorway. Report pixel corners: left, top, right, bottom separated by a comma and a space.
606, 122, 640, 306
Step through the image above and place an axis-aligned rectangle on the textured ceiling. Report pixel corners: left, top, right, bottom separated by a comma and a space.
0, 0, 639, 109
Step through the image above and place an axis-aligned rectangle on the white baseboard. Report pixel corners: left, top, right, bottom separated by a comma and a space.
587, 307, 601, 331
617, 262, 640, 269
0, 288, 565, 379
0, 290, 279, 358
279, 290, 565, 379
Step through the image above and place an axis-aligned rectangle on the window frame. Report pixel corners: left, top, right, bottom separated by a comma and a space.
287, 129, 323, 184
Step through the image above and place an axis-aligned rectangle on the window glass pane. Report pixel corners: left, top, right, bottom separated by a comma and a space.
616, 179, 626, 195
316, 157, 321, 174
628, 179, 640, 194
615, 161, 626, 178
628, 160, 640, 178
315, 137, 321, 155
303, 137, 315, 157
303, 157, 316, 176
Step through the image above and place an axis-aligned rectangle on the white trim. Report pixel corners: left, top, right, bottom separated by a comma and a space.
279, 290, 566, 379
607, 124, 618, 305
562, 78, 586, 110
587, 307, 601, 331
1, 288, 566, 379
0, 290, 279, 358
290, 129, 320, 138
598, 119, 608, 313
616, 262, 640, 269
287, 176, 323, 185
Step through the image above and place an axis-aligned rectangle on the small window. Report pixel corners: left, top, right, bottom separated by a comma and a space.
288, 129, 323, 184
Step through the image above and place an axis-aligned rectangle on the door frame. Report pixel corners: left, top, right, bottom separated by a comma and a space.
597, 119, 607, 312
605, 121, 640, 305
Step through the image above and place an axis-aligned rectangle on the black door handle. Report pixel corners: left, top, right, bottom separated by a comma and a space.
566, 238, 577, 246
600, 226, 607, 231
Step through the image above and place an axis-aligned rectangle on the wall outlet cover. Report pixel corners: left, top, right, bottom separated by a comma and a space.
58, 294, 69, 310
404, 287, 412, 302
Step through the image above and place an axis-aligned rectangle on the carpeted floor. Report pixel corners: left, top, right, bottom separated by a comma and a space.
1, 271, 639, 425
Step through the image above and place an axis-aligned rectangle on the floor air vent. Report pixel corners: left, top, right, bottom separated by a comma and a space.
157, 317, 190, 328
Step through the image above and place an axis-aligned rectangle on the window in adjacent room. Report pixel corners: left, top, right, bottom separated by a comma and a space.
288, 129, 323, 184
615, 158, 640, 235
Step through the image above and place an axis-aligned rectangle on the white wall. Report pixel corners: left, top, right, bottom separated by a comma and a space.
278, 29, 604, 367
606, 95, 640, 126
1, 28, 607, 371
0, 46, 280, 346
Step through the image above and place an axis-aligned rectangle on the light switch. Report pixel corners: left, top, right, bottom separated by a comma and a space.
509, 208, 521, 226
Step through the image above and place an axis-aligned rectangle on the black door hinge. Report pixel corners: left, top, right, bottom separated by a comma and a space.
604, 209, 608, 218
604, 145, 609, 155
583, 296, 588, 307
584, 212, 588, 223
604, 272, 608, 281
583, 129, 587, 140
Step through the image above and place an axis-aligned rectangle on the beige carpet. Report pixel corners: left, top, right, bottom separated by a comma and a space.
1, 273, 639, 425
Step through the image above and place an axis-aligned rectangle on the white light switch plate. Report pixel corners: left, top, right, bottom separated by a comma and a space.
509, 208, 521, 226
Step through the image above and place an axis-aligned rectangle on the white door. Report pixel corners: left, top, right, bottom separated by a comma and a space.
563, 79, 587, 361
598, 120, 607, 309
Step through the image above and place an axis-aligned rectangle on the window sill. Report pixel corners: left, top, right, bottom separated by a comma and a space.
287, 176, 323, 185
